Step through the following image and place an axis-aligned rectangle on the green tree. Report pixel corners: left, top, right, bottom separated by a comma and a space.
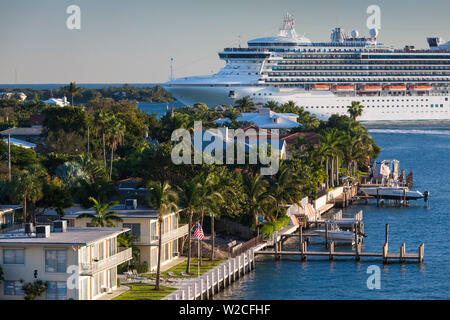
347, 101, 364, 121
10, 167, 45, 223
235, 96, 254, 112
241, 173, 276, 235
66, 82, 80, 106
178, 179, 201, 274
94, 110, 113, 167
76, 197, 122, 227
106, 117, 126, 179
146, 180, 178, 291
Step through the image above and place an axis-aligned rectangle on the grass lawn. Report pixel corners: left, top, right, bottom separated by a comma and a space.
143, 257, 226, 279
112, 283, 177, 300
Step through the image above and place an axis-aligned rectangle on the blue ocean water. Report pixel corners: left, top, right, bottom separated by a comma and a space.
214, 124, 450, 300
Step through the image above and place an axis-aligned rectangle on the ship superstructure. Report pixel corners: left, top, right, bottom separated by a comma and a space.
164, 13, 450, 121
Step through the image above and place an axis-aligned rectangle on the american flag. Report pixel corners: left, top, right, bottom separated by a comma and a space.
193, 224, 204, 240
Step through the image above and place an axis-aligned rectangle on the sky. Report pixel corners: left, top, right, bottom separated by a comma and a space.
0, 0, 449, 84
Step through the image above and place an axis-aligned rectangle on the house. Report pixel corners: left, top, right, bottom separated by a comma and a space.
193, 126, 287, 160
216, 107, 300, 129
117, 178, 149, 202
280, 132, 319, 158
2, 137, 36, 150
65, 200, 189, 272
0, 221, 131, 300
0, 92, 26, 101
43, 96, 70, 107
0, 126, 42, 144
0, 205, 23, 231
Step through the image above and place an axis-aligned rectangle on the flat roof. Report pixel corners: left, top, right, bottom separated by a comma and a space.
0, 127, 42, 136
0, 205, 23, 216
0, 227, 128, 246
66, 204, 161, 220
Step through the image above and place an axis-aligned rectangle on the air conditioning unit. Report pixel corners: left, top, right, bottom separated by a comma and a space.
24, 223, 34, 235
53, 220, 67, 233
125, 199, 137, 210
36, 225, 50, 238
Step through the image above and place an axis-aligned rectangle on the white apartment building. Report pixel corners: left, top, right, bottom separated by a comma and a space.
0, 221, 131, 300
66, 200, 189, 272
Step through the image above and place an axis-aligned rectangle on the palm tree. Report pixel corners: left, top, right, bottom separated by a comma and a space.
347, 101, 364, 121
94, 110, 113, 167
147, 180, 178, 291
235, 96, 255, 112
178, 179, 201, 274
264, 100, 279, 110
241, 173, 276, 235
106, 117, 126, 179
11, 169, 44, 223
318, 128, 346, 187
197, 172, 226, 261
76, 197, 122, 227
267, 163, 303, 221
66, 82, 80, 106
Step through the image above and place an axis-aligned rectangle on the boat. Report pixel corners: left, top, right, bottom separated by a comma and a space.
358, 186, 427, 201
333, 85, 355, 92
360, 85, 382, 92
384, 85, 407, 91
309, 228, 355, 244
164, 13, 450, 122
411, 85, 432, 91
312, 84, 330, 91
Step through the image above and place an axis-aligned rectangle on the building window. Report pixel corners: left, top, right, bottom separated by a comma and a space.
123, 223, 141, 238
46, 281, 67, 300
3, 249, 24, 264
45, 250, 67, 273
3, 281, 23, 295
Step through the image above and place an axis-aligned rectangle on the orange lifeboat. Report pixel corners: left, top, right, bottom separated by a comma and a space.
411, 85, 432, 91
334, 85, 355, 92
384, 85, 407, 91
312, 84, 330, 91
360, 85, 382, 92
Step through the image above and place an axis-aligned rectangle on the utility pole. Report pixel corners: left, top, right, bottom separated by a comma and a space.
8, 134, 11, 181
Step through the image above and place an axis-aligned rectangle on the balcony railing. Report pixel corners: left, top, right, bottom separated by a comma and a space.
79, 247, 132, 275
132, 224, 189, 245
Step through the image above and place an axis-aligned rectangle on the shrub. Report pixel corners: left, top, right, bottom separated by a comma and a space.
135, 263, 148, 274
117, 278, 121, 288
23, 280, 47, 300
260, 223, 274, 239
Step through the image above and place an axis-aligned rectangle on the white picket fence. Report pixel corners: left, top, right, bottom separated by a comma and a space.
162, 248, 256, 300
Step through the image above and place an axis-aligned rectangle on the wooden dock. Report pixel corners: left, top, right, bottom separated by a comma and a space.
255, 242, 424, 263
163, 248, 257, 300
260, 224, 424, 263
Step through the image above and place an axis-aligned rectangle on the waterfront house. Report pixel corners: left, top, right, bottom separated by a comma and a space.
43, 96, 70, 107
216, 107, 300, 129
0, 221, 131, 300
65, 201, 188, 272
0, 126, 42, 145
193, 126, 287, 160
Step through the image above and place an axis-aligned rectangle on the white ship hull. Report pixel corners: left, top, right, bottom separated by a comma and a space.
164, 84, 450, 122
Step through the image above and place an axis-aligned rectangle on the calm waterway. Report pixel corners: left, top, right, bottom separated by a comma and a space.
214, 123, 450, 300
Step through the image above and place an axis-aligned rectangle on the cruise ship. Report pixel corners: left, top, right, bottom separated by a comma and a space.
164, 13, 450, 121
